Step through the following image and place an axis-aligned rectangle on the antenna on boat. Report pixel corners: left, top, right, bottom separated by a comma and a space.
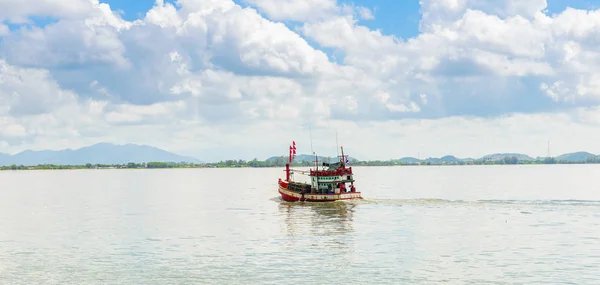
309, 126, 314, 154
341, 145, 345, 167
336, 129, 340, 159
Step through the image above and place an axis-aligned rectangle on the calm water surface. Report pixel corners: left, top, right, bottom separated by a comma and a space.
1, 165, 599, 284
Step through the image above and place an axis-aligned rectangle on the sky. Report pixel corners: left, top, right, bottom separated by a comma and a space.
2, 0, 600, 162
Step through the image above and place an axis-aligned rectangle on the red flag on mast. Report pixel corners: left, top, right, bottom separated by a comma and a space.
292, 141, 296, 156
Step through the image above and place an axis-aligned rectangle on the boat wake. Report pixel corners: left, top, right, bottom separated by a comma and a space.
271, 195, 600, 207
341, 198, 600, 207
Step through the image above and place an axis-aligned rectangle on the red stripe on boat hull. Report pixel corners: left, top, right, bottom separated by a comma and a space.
278, 184, 362, 202
279, 188, 301, 202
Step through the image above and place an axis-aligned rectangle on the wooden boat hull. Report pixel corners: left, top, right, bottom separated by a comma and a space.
278, 183, 362, 202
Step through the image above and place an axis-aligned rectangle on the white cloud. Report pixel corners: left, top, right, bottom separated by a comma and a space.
243, 0, 375, 23
0, 0, 94, 22
540, 81, 568, 102
244, 0, 338, 22
0, 60, 79, 116
203, 6, 333, 75
0, 23, 8, 35
358, 7, 374, 20
419, 0, 547, 28
420, 94, 428, 105
551, 8, 600, 40
105, 101, 188, 125
387, 102, 421, 113
2, 0, 600, 161
144, 0, 183, 28
0, 15, 130, 68
0, 121, 27, 138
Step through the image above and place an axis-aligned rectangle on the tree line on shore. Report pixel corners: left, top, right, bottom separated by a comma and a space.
2, 155, 600, 170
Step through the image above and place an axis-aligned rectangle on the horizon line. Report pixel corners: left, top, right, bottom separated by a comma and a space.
0, 142, 597, 163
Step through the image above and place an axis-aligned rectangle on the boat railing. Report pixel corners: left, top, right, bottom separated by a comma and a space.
309, 167, 352, 176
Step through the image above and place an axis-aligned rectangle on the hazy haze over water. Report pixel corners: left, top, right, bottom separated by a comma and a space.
1, 165, 599, 284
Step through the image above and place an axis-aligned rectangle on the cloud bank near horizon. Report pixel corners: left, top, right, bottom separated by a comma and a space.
1, 0, 600, 161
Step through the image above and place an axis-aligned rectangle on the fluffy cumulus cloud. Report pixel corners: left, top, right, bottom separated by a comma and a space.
243, 0, 338, 22
1, 0, 600, 161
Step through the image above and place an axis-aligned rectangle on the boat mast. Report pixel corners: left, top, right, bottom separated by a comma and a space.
341, 146, 345, 168
286, 144, 291, 181
309, 126, 314, 154
336, 129, 339, 158
314, 151, 319, 192
285, 163, 290, 181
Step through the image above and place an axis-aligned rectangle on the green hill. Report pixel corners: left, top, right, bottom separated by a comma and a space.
267, 154, 356, 163
480, 153, 534, 161
556, 152, 596, 162
396, 157, 421, 163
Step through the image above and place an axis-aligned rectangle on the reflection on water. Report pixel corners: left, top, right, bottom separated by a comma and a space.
278, 201, 355, 237
277, 200, 358, 264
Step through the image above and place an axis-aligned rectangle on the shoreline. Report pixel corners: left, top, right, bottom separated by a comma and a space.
1, 160, 598, 171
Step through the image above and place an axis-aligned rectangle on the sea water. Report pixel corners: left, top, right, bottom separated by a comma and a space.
0, 165, 599, 284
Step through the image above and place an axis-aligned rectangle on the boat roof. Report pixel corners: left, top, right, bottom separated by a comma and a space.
322, 161, 342, 171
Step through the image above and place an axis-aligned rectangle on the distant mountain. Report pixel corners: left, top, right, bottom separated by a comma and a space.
556, 152, 596, 162
437, 155, 461, 163
397, 157, 421, 163
395, 152, 600, 164
267, 154, 357, 163
288, 151, 600, 164
0, 143, 201, 166
480, 153, 534, 161
396, 155, 465, 164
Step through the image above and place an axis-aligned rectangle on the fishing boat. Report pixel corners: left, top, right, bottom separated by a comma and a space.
278, 141, 362, 202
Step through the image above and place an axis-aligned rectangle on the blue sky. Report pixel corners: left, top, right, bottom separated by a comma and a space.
100, 0, 599, 39
3, 0, 600, 161
9, 0, 598, 39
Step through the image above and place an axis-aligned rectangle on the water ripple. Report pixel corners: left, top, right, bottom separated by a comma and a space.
1, 167, 600, 284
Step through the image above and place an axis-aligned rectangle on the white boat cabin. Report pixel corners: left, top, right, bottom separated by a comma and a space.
310, 162, 355, 194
